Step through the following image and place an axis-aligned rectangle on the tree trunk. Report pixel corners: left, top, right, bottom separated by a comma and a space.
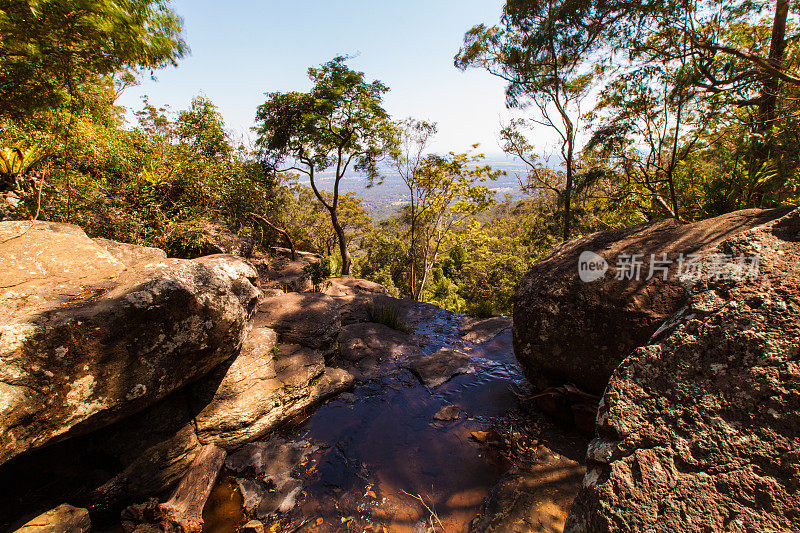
159, 445, 227, 531
562, 138, 574, 241
122, 445, 226, 533
409, 202, 418, 300
665, 96, 684, 220
250, 213, 296, 260
330, 209, 351, 275
757, 0, 789, 134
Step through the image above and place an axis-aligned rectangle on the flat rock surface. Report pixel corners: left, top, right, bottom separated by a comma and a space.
471, 448, 584, 533
460, 316, 513, 344
566, 208, 800, 532
255, 292, 340, 354
192, 326, 353, 448
406, 347, 474, 387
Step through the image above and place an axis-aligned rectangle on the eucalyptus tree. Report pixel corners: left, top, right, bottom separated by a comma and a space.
455, 0, 597, 240
507, 0, 800, 203
390, 118, 437, 300
254, 57, 395, 275
411, 150, 502, 299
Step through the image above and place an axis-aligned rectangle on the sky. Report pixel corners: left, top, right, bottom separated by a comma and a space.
116, 0, 520, 155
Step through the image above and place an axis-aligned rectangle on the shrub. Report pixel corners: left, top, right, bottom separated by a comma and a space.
366, 302, 412, 333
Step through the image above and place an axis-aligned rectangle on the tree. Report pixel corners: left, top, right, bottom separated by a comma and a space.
0, 0, 187, 118
389, 118, 437, 300
254, 57, 395, 275
512, 0, 800, 184
175, 96, 232, 159
455, 1, 596, 240
410, 150, 502, 299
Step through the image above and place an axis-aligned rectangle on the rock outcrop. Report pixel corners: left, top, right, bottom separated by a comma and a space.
12, 504, 91, 533
407, 347, 474, 387
255, 292, 341, 355
0, 224, 358, 528
191, 334, 353, 448
337, 322, 420, 378
565, 209, 800, 531
513, 207, 791, 394
0, 221, 260, 466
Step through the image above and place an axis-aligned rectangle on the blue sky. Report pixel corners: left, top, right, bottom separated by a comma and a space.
116, 0, 519, 155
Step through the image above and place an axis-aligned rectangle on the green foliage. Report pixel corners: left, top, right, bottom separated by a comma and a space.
365, 302, 412, 334
175, 96, 233, 159
303, 259, 332, 288
254, 56, 396, 275
0, 0, 187, 118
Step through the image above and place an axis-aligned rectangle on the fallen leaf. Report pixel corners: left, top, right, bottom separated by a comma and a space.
316, 517, 324, 526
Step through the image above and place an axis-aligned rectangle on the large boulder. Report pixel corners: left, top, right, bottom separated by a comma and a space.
513, 207, 791, 394
0, 221, 260, 466
565, 209, 800, 532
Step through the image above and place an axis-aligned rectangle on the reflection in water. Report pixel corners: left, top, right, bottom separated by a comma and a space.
202, 476, 246, 533
203, 308, 585, 532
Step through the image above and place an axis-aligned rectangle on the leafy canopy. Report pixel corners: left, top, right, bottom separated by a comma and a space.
254, 56, 395, 186
0, 0, 187, 117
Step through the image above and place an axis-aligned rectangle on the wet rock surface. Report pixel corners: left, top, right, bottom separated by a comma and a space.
202, 300, 588, 533
0, 221, 260, 466
566, 209, 800, 532
226, 439, 318, 518
336, 322, 421, 379
513, 207, 792, 394
459, 316, 512, 344
407, 348, 474, 387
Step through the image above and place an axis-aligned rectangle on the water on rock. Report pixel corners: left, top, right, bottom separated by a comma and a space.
202, 304, 588, 533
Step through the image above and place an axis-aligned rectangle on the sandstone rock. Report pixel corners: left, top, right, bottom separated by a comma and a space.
460, 316, 512, 344
324, 276, 388, 297
255, 293, 340, 354
191, 334, 354, 448
335, 322, 420, 378
323, 276, 390, 325
12, 504, 91, 533
471, 449, 584, 533
0, 221, 260, 466
91, 238, 166, 267
407, 348, 473, 387
565, 209, 800, 532
241, 520, 265, 533
252, 254, 313, 293
433, 404, 461, 421
513, 207, 791, 394
87, 388, 204, 503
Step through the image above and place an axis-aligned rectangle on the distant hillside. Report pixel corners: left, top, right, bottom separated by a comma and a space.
299, 155, 530, 219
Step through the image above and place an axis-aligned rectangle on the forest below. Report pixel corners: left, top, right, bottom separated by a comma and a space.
1, 0, 798, 317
